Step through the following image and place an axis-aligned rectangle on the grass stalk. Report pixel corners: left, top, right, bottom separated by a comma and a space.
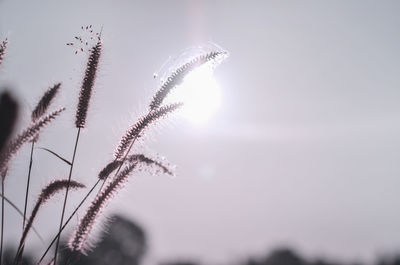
16, 142, 35, 265
39, 103, 181, 261
0, 193, 43, 241
37, 131, 138, 264
69, 163, 137, 252
53, 128, 81, 265
22, 141, 35, 230
37, 178, 101, 265
15, 180, 85, 265
41, 105, 180, 261
0, 175, 4, 265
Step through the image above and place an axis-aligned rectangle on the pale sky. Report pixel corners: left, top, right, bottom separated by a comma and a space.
0, 1, 400, 264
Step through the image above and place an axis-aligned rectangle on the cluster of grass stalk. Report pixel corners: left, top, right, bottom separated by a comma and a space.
0, 30, 227, 265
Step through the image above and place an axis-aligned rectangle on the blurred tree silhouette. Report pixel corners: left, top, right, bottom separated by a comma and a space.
263, 248, 305, 265
242, 248, 361, 265
377, 256, 400, 265
160, 261, 201, 265
60, 214, 146, 265
3, 247, 32, 265
4, 214, 400, 265
244, 248, 304, 265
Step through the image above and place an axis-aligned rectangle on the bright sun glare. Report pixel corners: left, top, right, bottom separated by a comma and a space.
165, 64, 222, 125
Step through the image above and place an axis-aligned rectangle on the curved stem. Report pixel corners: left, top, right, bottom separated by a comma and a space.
0, 193, 43, 242
97, 132, 139, 194
37, 178, 100, 265
53, 128, 81, 265
23, 141, 35, 230
38, 120, 142, 264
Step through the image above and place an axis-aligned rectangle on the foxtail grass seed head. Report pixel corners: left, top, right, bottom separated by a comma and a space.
98, 160, 122, 180
18, 180, 85, 253
0, 38, 7, 66
128, 154, 174, 176
99, 153, 174, 180
0, 107, 65, 176
75, 40, 102, 128
149, 50, 227, 110
114, 102, 183, 160
31, 83, 61, 122
69, 163, 136, 253
39, 179, 85, 202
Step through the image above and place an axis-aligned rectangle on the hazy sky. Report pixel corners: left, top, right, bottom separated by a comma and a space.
1, 1, 400, 264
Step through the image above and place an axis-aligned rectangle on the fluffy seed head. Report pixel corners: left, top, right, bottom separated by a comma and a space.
75, 40, 102, 128
114, 102, 183, 160
69, 163, 136, 253
149, 50, 227, 110
18, 179, 85, 255
99, 153, 174, 181
0, 107, 65, 176
32, 83, 61, 122
98, 160, 122, 180
39, 179, 85, 202
0, 38, 7, 66
128, 154, 174, 176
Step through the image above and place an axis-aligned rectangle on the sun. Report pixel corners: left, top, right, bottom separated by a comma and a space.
164, 64, 222, 125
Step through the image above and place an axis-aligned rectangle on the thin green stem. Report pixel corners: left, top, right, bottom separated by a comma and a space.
23, 141, 35, 230
53, 128, 81, 265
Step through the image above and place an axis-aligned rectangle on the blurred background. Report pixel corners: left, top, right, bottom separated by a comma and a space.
0, 0, 400, 264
